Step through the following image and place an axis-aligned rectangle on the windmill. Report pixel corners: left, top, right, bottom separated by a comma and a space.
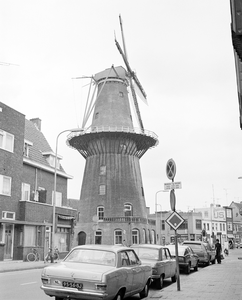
115, 15, 147, 132
67, 16, 158, 246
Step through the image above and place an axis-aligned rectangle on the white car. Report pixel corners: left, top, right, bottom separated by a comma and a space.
41, 244, 152, 300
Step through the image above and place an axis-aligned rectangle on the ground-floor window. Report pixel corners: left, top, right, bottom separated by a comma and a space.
55, 227, 70, 252
114, 230, 123, 244
95, 230, 102, 244
150, 230, 155, 244
0, 223, 4, 242
142, 229, 147, 243
132, 229, 139, 244
24, 226, 36, 246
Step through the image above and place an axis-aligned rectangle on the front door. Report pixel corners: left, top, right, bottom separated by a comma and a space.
78, 231, 86, 245
5, 224, 13, 259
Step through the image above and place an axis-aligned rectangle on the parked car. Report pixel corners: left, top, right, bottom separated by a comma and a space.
202, 242, 216, 264
182, 241, 210, 266
235, 243, 242, 248
166, 244, 199, 274
131, 244, 177, 289
41, 244, 152, 300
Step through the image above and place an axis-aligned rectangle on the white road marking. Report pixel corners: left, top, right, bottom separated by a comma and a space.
20, 282, 37, 285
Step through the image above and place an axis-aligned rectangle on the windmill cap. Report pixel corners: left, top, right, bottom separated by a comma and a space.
94, 66, 127, 82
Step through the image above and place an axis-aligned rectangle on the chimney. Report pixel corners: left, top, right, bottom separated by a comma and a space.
30, 118, 41, 131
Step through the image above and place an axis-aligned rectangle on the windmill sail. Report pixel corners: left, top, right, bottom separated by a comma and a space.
115, 15, 148, 131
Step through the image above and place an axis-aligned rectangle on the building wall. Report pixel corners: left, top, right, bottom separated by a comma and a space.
0, 102, 25, 214
21, 163, 68, 207
0, 102, 75, 261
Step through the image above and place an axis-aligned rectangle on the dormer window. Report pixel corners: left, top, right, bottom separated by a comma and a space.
42, 152, 61, 169
23, 139, 33, 157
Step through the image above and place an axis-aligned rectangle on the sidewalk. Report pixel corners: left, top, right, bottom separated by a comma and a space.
0, 259, 51, 273
150, 248, 242, 300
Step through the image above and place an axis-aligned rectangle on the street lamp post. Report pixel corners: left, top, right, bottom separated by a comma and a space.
155, 190, 167, 245
51, 128, 82, 263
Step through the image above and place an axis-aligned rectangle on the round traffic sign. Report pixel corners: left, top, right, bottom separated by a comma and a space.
170, 189, 176, 211
166, 158, 176, 180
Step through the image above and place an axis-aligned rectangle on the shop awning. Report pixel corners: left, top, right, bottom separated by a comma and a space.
58, 215, 75, 220
227, 234, 234, 239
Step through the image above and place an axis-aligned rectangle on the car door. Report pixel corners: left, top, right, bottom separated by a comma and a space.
165, 248, 176, 277
126, 250, 145, 292
160, 248, 170, 278
187, 247, 195, 267
201, 244, 209, 262
119, 251, 134, 294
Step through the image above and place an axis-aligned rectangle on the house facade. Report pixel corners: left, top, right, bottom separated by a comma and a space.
194, 204, 234, 247
0, 102, 77, 261
150, 210, 203, 245
229, 201, 242, 244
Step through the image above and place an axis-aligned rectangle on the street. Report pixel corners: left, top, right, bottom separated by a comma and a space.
0, 269, 44, 300
0, 267, 185, 300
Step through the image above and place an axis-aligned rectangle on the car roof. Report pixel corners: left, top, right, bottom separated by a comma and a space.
182, 240, 203, 245
72, 244, 131, 253
166, 244, 189, 250
131, 244, 169, 250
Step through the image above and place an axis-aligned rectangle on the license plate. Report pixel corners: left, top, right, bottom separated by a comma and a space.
62, 281, 83, 289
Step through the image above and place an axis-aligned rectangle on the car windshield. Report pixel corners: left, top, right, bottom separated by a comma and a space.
168, 247, 184, 256
64, 249, 116, 266
133, 248, 159, 260
184, 244, 201, 250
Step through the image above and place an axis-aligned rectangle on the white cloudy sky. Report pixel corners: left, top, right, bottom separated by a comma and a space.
1, 0, 242, 213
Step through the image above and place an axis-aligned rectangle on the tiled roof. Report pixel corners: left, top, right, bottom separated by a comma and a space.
232, 201, 242, 210
24, 119, 65, 172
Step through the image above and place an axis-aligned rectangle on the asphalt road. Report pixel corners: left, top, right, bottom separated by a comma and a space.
0, 267, 189, 300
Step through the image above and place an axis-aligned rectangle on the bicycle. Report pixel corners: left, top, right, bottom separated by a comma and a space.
224, 248, 229, 256
27, 248, 40, 262
44, 247, 59, 263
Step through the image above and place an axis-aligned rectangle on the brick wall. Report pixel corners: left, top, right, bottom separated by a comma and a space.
0, 102, 25, 215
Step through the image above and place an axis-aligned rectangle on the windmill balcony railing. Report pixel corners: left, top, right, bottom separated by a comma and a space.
67, 126, 158, 140
98, 216, 156, 226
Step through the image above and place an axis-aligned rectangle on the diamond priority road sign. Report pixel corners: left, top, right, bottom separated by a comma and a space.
165, 211, 185, 231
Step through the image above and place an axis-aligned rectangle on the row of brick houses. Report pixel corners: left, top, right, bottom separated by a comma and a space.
0, 102, 76, 261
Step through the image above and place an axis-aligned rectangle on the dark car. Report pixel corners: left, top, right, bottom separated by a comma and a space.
203, 242, 216, 264
166, 244, 199, 274
182, 241, 210, 266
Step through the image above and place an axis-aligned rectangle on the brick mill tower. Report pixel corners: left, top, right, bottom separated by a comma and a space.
67, 16, 158, 245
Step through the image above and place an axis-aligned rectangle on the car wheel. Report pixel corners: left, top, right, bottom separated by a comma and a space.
206, 259, 210, 266
113, 290, 124, 300
194, 262, 198, 272
171, 274, 177, 282
212, 259, 215, 264
186, 264, 191, 274
55, 297, 64, 300
140, 282, 149, 299
155, 275, 164, 289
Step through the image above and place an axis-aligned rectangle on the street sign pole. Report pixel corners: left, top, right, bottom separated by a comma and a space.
175, 230, 181, 291
165, 158, 182, 291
